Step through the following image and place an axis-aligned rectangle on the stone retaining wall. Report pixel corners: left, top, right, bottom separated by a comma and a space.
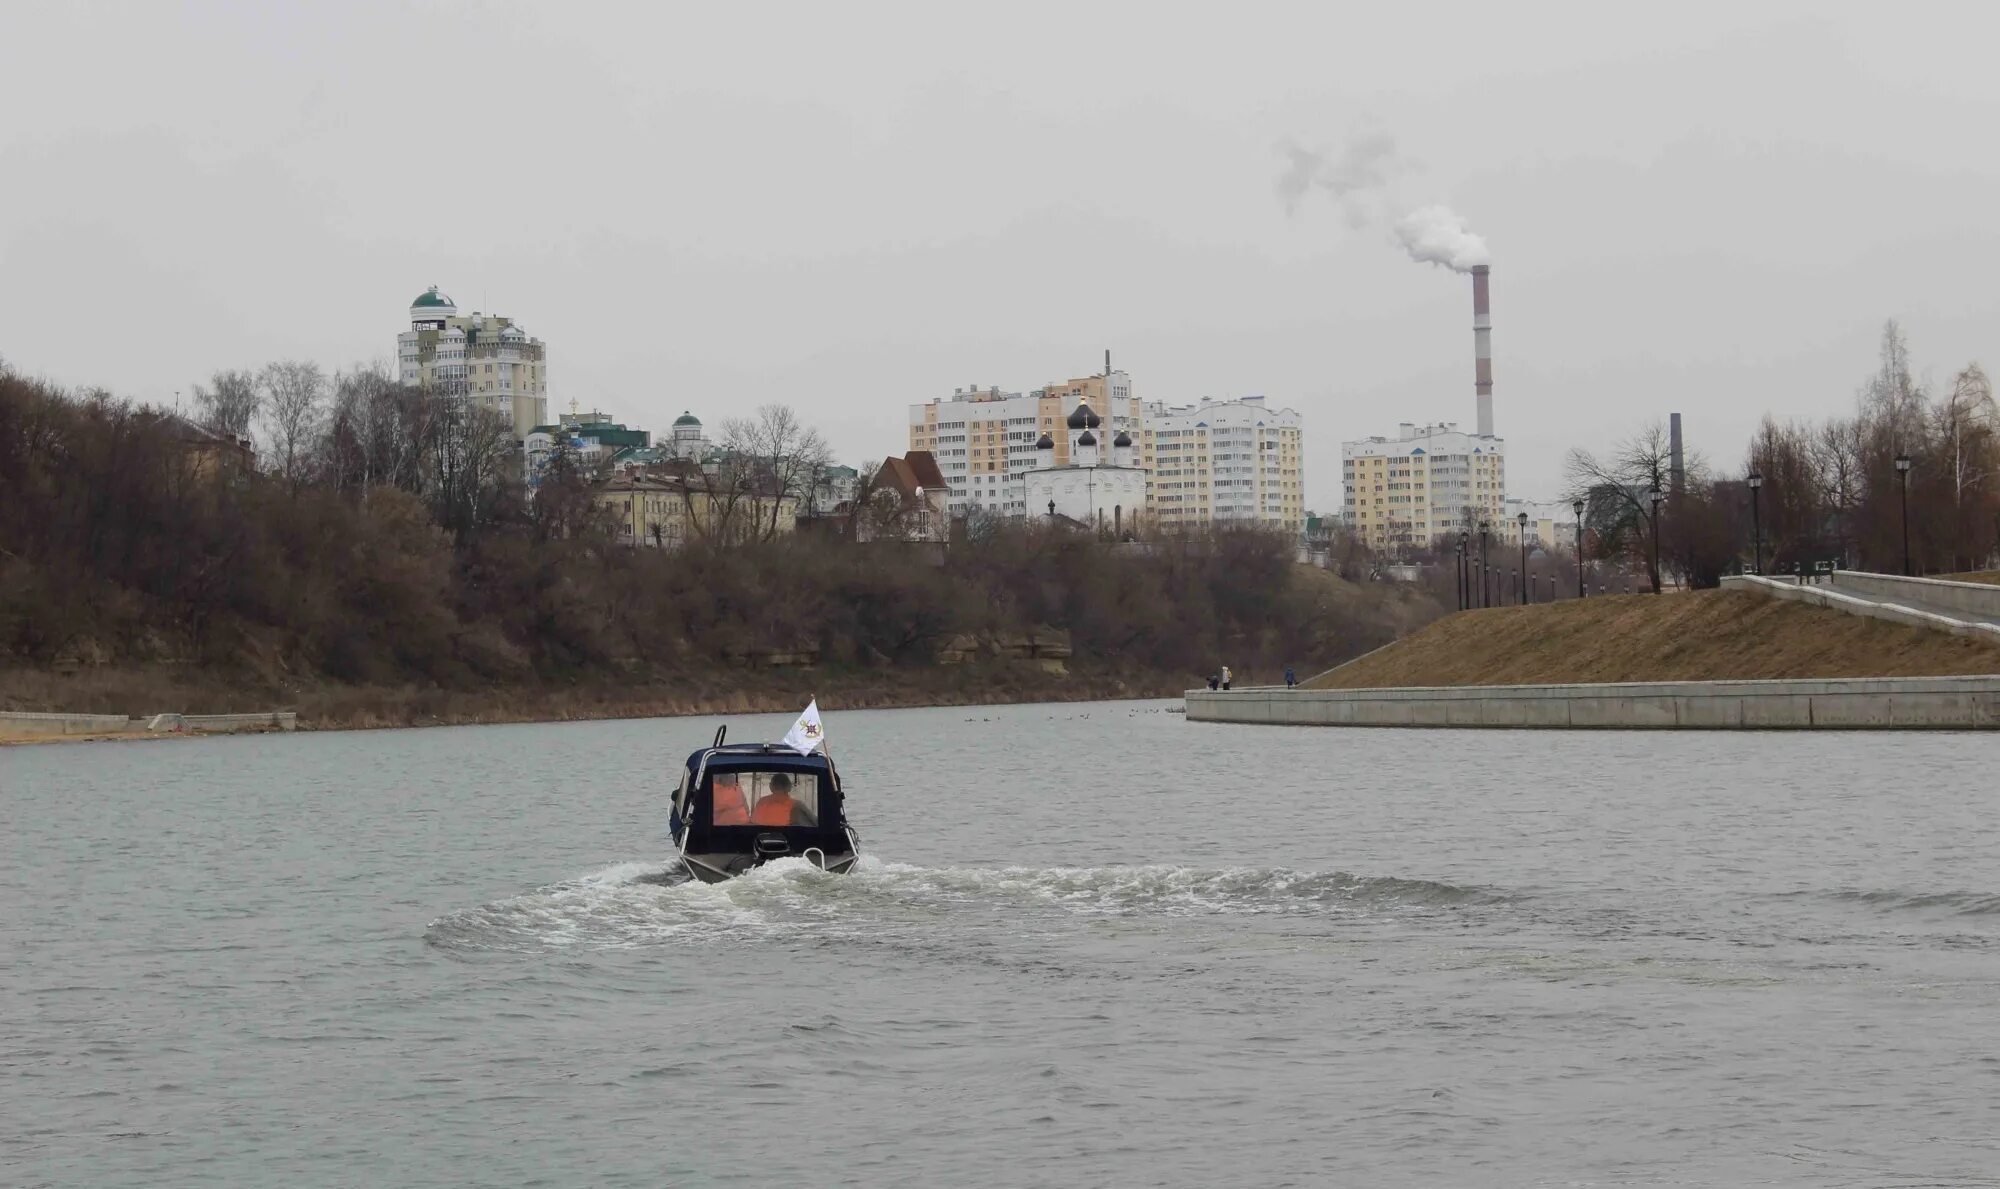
0, 711, 138, 740
0, 710, 298, 741
1186, 676, 2000, 730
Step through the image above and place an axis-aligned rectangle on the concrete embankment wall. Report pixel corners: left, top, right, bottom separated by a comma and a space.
1826, 570, 2000, 620
0, 711, 137, 740
0, 710, 297, 742
1186, 676, 2000, 730
1721, 574, 2000, 645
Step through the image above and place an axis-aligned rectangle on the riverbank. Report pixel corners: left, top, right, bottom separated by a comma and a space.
0, 661, 1186, 740
1305, 589, 2000, 690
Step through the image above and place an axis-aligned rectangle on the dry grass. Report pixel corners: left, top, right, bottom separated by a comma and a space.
1307, 589, 2000, 689
1940, 570, 2000, 586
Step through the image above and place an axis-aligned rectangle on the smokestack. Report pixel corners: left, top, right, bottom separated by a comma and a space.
1670, 413, 1686, 495
1472, 265, 1493, 437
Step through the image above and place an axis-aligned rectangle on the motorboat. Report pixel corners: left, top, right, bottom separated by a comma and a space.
669, 723, 860, 883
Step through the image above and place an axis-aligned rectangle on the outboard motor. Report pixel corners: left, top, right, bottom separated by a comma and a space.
754, 832, 792, 859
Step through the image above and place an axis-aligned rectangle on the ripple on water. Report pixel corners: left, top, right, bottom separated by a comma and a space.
420, 858, 1509, 954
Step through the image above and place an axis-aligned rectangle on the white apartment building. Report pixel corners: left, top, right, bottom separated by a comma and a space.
1342, 422, 1506, 554
397, 287, 549, 439
1146, 395, 1305, 534
907, 372, 1142, 518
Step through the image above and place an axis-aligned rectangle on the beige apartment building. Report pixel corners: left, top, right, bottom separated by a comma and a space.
1146, 396, 1305, 534
1342, 422, 1506, 554
908, 372, 1305, 533
397, 287, 550, 439
594, 473, 800, 548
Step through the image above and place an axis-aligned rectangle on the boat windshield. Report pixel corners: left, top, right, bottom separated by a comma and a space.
711, 771, 820, 828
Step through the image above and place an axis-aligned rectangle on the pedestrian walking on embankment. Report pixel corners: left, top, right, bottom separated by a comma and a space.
1220, 665, 1232, 691
1284, 665, 1296, 689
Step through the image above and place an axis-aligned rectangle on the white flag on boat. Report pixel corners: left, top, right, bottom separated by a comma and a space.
782, 699, 825, 755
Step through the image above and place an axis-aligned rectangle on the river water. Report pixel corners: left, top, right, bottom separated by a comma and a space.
4, 701, 1999, 1186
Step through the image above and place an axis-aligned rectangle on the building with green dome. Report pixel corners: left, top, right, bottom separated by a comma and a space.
666, 410, 711, 460
396, 286, 549, 440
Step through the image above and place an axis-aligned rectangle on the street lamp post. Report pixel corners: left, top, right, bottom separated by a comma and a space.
1572, 498, 1586, 599
1517, 511, 1530, 604
1747, 471, 1764, 576
1647, 487, 1665, 594
1895, 454, 1913, 575
1459, 531, 1470, 610
1479, 520, 1491, 609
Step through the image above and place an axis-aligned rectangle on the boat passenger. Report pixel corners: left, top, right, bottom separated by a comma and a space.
712, 774, 749, 825
751, 773, 803, 826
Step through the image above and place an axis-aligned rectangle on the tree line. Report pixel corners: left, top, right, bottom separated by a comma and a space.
1563, 322, 2000, 587
0, 366, 1426, 688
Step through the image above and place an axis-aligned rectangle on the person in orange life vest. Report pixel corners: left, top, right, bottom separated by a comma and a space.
750, 773, 802, 826
711, 774, 749, 825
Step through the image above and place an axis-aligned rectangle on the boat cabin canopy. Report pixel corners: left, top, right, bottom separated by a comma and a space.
673, 743, 848, 848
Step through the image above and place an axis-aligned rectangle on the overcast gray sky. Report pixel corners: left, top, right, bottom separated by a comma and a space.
5, 0, 1998, 502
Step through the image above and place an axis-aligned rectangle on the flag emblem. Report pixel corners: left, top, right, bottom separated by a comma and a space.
782, 699, 825, 755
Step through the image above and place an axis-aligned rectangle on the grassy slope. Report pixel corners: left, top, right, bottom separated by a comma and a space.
1306, 589, 2000, 689
1941, 570, 2000, 586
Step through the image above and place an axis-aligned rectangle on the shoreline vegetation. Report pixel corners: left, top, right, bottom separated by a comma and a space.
1, 663, 1188, 742
1, 370, 1441, 736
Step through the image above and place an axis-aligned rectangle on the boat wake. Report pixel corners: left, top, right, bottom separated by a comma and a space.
422, 859, 1504, 954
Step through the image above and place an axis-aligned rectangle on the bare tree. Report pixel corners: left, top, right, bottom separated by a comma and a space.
674, 457, 754, 545
1565, 420, 1690, 592
1938, 364, 1997, 504
1860, 322, 1924, 455
322, 363, 406, 494
1933, 363, 2000, 569
191, 369, 261, 440
258, 360, 328, 491
1811, 417, 1866, 560
426, 397, 518, 540
720, 404, 832, 542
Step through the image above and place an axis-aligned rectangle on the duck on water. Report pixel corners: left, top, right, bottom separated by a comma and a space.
667, 700, 861, 883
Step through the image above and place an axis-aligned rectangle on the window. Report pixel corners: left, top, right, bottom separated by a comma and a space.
710, 771, 820, 827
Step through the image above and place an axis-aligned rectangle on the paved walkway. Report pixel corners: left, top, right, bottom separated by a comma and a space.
1824, 577, 2000, 630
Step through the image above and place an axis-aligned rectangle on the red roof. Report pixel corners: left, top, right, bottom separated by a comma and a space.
877, 451, 948, 499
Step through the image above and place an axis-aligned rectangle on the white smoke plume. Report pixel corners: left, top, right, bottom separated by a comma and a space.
1275, 132, 1404, 227
1392, 204, 1490, 272
1278, 130, 1491, 269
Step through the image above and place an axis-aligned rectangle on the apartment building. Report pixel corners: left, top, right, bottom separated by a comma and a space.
1146, 396, 1305, 534
1501, 497, 1580, 550
1342, 422, 1506, 554
396, 287, 549, 439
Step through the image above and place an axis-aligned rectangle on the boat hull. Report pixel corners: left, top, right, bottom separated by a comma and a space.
679, 848, 859, 884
